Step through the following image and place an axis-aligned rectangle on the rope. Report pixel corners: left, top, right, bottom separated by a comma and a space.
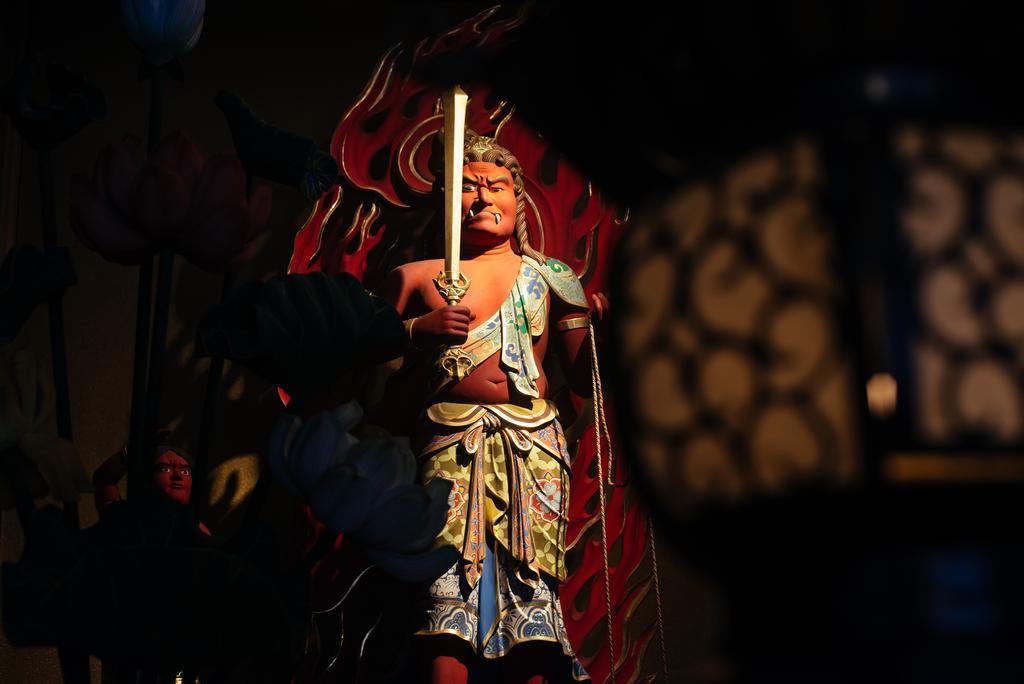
588, 327, 616, 487
648, 518, 670, 682
588, 319, 671, 682
589, 320, 616, 683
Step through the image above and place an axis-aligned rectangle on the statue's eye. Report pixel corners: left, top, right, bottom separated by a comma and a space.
462, 183, 476, 192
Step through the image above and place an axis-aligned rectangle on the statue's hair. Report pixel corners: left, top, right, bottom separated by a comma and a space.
155, 443, 194, 466
460, 130, 545, 264
149, 428, 193, 465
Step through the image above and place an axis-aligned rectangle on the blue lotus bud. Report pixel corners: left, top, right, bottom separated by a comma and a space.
121, 0, 206, 67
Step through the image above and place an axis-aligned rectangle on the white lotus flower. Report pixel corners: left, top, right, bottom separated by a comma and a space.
266, 402, 456, 582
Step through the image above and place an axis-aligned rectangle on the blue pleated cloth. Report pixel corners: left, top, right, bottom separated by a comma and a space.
416, 541, 589, 680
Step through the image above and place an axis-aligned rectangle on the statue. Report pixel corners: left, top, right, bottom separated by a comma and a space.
285, 13, 656, 682
379, 131, 606, 682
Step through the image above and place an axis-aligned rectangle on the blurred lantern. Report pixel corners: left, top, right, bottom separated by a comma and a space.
614, 139, 861, 511
121, 0, 206, 67
70, 130, 271, 272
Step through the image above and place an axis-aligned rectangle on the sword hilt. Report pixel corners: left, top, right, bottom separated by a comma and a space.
433, 270, 471, 306
433, 270, 473, 379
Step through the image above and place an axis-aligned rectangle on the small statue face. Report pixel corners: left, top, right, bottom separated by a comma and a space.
461, 161, 517, 246
152, 450, 192, 505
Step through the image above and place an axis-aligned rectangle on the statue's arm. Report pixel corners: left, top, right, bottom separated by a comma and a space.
553, 291, 609, 397
381, 264, 473, 347
553, 297, 594, 397
379, 265, 411, 316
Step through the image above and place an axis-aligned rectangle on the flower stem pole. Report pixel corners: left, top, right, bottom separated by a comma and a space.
140, 246, 174, 492
184, 262, 237, 684
127, 69, 163, 497
146, 68, 165, 153
38, 142, 90, 684
37, 146, 77, 530
191, 269, 236, 517
126, 263, 153, 494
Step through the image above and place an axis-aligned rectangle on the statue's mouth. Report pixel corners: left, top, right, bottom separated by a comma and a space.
465, 208, 502, 225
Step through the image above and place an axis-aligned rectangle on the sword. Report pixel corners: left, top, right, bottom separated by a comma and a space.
434, 85, 474, 380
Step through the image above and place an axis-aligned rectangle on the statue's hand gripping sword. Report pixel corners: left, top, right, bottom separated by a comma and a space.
434, 86, 474, 380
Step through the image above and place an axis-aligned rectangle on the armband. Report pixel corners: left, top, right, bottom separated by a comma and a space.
556, 315, 590, 331
404, 317, 421, 349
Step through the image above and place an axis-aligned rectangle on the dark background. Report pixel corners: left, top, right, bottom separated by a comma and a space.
0, 2, 723, 682
5, 1, 1024, 682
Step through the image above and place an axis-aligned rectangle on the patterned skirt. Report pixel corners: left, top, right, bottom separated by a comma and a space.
416, 540, 589, 681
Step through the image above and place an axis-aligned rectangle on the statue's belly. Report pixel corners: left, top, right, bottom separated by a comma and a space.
440, 347, 549, 405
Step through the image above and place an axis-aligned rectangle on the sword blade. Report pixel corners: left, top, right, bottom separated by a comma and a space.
441, 85, 468, 279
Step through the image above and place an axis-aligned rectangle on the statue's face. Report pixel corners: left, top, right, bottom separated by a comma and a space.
152, 450, 192, 505
461, 161, 517, 245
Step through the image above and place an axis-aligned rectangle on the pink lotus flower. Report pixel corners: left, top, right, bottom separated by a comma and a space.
70, 131, 271, 272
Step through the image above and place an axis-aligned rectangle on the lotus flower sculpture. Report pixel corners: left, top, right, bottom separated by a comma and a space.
267, 401, 456, 583
70, 131, 271, 271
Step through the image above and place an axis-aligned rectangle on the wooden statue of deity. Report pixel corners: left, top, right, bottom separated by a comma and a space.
287, 9, 651, 684
379, 131, 605, 682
